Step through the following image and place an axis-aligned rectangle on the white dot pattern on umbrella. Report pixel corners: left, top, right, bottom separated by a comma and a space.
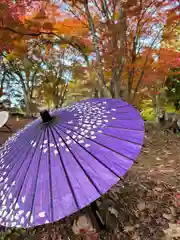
0, 118, 43, 228
0, 179, 38, 228
39, 100, 119, 153
39, 212, 46, 218
0, 98, 144, 228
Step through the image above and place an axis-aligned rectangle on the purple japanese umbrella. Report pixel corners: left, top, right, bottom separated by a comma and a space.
0, 98, 144, 228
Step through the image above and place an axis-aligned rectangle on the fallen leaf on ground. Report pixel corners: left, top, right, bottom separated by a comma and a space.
124, 226, 134, 232
137, 201, 146, 211
108, 207, 119, 217
72, 215, 94, 235
163, 223, 180, 239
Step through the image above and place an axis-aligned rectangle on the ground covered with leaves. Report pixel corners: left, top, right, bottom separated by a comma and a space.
0, 118, 180, 240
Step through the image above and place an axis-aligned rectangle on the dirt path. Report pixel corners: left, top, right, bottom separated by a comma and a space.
103, 124, 180, 240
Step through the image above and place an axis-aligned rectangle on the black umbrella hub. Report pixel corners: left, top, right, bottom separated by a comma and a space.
40, 110, 53, 123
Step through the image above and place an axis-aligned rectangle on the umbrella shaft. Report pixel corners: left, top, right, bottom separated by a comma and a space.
40, 110, 52, 122
90, 202, 106, 230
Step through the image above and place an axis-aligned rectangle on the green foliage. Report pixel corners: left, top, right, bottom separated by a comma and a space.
140, 100, 156, 120
165, 105, 180, 113
0, 228, 29, 240
141, 108, 156, 121
165, 67, 180, 110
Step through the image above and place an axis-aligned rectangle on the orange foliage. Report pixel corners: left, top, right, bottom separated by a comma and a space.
35, 0, 180, 97
0, 0, 179, 101
0, 1, 58, 52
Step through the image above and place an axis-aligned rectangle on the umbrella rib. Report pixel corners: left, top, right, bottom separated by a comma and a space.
56, 124, 135, 162
0, 125, 45, 189
58, 124, 134, 172
73, 150, 110, 192
61, 124, 129, 173
57, 124, 122, 185
0, 125, 44, 172
52, 125, 121, 179
61, 123, 142, 146
61, 121, 143, 133
105, 125, 144, 132
0, 122, 43, 159
112, 105, 129, 109
1, 126, 45, 226
49, 125, 80, 210
68, 111, 141, 125
26, 127, 47, 226
105, 104, 129, 109
66, 100, 128, 116
82, 99, 129, 109
50, 125, 103, 195
64, 100, 104, 114
47, 127, 54, 222
66, 118, 143, 125
100, 133, 143, 146
6, 120, 40, 146
0, 128, 45, 187
65, 111, 131, 121
85, 138, 134, 161
63, 101, 135, 127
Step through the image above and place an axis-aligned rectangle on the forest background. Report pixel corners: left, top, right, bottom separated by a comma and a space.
0, 0, 179, 121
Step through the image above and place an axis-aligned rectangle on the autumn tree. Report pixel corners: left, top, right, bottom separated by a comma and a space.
33, 43, 72, 109
0, 47, 43, 115
0, 0, 179, 109
0, 0, 90, 63
56, 0, 180, 104
0, 0, 43, 51
165, 67, 180, 110
148, 6, 180, 113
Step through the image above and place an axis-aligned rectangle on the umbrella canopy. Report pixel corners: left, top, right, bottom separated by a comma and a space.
0, 111, 9, 128
0, 98, 144, 228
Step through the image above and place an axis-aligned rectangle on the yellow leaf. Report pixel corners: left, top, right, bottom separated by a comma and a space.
6, 52, 18, 61
61, 44, 68, 49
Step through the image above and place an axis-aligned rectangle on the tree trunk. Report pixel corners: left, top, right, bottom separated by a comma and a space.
84, 2, 111, 98
152, 94, 159, 122
116, 6, 127, 98
131, 70, 145, 103
24, 88, 34, 117
59, 84, 68, 107
152, 91, 166, 123
24, 95, 32, 117
111, 69, 120, 98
